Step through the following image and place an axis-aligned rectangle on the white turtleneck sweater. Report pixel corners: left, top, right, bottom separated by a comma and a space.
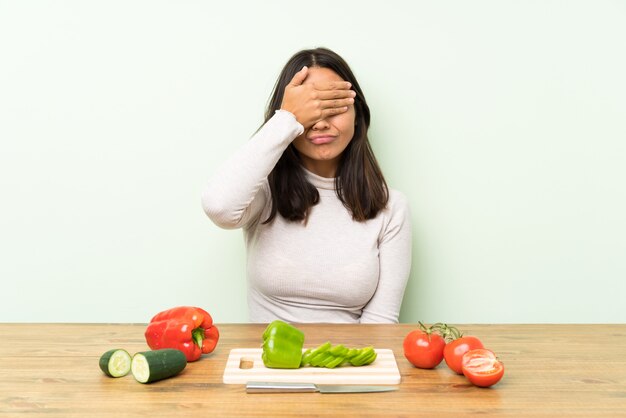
202, 110, 412, 323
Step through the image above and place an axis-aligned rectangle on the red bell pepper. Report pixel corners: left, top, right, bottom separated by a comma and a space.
144, 306, 219, 362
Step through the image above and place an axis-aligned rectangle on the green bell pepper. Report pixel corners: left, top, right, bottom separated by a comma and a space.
261, 320, 305, 369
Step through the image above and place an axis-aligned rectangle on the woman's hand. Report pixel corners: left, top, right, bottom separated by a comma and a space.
280, 66, 355, 129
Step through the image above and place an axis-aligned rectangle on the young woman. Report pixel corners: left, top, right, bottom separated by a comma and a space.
202, 47, 412, 323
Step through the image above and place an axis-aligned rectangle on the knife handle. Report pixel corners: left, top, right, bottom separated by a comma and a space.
246, 381, 318, 393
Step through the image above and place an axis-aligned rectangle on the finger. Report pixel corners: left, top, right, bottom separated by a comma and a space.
289, 66, 309, 87
321, 106, 349, 118
320, 97, 355, 109
315, 89, 356, 100
313, 81, 352, 91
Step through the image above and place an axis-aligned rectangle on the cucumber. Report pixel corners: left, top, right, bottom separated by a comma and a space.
99, 349, 132, 377
131, 349, 187, 384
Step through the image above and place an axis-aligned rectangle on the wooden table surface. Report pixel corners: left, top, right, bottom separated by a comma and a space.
1, 323, 625, 417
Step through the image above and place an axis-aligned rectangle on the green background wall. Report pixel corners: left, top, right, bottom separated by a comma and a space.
1, 1, 624, 323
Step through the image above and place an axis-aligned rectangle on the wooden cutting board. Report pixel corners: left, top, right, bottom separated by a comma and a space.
222, 348, 401, 385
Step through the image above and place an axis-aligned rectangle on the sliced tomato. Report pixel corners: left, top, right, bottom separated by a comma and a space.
461, 348, 504, 387
444, 336, 484, 374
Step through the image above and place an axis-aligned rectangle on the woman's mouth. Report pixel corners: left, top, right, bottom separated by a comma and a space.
309, 135, 336, 145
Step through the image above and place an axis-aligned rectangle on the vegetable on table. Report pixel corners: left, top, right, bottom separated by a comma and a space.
131, 349, 187, 384
145, 306, 219, 362
99, 349, 131, 377
403, 321, 505, 387
438, 324, 485, 375
261, 320, 305, 369
301, 343, 377, 368
461, 348, 505, 387
403, 322, 446, 369
261, 320, 378, 369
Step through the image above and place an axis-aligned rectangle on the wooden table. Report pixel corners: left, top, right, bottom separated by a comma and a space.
1, 323, 625, 417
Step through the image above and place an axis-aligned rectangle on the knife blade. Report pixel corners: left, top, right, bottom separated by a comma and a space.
246, 381, 397, 394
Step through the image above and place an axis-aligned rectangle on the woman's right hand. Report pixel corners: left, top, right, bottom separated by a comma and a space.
280, 66, 355, 129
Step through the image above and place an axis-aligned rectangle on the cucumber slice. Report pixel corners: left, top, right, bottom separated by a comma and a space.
99, 349, 132, 377
131, 349, 187, 384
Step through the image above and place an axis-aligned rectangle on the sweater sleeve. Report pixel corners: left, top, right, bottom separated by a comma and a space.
201, 111, 304, 229
360, 191, 413, 323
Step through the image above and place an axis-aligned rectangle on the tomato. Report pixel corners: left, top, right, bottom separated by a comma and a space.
443, 336, 484, 374
461, 348, 504, 387
403, 328, 446, 369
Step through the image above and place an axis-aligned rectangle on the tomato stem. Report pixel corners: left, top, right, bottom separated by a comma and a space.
417, 321, 463, 343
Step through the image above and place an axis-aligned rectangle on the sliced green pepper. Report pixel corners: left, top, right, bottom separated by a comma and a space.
260, 320, 377, 369
261, 320, 305, 369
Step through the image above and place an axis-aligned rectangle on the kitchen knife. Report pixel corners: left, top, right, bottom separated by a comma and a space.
246, 381, 397, 394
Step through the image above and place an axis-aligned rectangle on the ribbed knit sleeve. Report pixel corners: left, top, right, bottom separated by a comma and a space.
359, 190, 413, 323
201, 111, 304, 229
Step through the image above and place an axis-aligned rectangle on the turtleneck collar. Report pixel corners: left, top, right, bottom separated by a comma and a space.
303, 167, 337, 191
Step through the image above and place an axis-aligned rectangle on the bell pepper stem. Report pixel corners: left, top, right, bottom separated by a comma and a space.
192, 327, 204, 348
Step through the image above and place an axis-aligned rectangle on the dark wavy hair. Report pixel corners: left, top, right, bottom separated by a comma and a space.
263, 47, 389, 223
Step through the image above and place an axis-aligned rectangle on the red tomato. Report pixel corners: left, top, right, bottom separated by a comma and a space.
403, 329, 446, 369
444, 336, 484, 374
461, 349, 504, 387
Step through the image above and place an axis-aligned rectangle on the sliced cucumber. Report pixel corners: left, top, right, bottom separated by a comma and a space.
131, 349, 187, 384
99, 349, 132, 377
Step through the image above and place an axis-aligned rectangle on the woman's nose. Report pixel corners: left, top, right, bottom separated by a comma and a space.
312, 118, 330, 130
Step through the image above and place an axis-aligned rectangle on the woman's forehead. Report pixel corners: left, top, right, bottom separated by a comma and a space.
303, 67, 344, 84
